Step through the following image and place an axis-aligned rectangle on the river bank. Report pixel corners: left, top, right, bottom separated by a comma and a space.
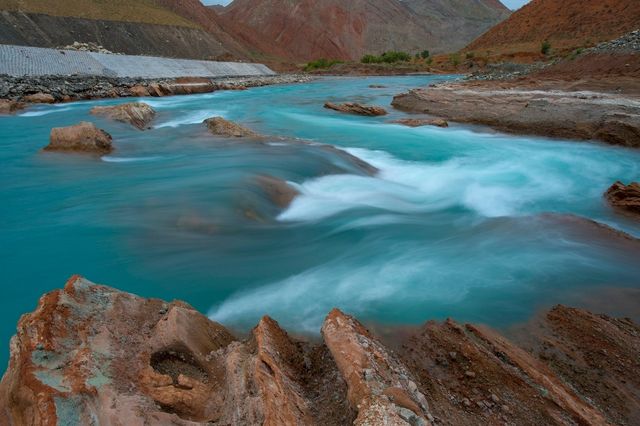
0, 74, 312, 106
391, 31, 640, 147
1, 275, 639, 425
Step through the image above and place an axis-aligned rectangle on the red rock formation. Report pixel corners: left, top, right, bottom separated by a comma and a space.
467, 0, 640, 55
1, 277, 639, 425
45, 122, 113, 154
90, 102, 156, 130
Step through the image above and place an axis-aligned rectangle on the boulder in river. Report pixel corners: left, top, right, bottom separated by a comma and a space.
255, 175, 299, 208
324, 102, 388, 116
90, 102, 156, 130
204, 116, 260, 138
22, 92, 55, 104
392, 118, 449, 128
605, 181, 640, 218
0, 99, 25, 114
45, 122, 113, 154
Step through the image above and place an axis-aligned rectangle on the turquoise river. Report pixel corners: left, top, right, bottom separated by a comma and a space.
1, 76, 640, 369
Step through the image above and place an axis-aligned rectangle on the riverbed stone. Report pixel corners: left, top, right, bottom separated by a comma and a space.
45, 122, 113, 154
324, 102, 388, 116
90, 102, 156, 130
204, 116, 260, 138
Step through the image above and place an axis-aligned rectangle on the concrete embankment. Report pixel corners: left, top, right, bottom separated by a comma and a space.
0, 44, 274, 79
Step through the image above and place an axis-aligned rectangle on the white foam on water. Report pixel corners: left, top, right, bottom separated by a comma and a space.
101, 155, 164, 163
18, 107, 73, 117
154, 110, 227, 128
278, 145, 630, 222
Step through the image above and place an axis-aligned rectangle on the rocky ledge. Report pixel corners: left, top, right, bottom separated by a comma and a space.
1, 276, 639, 425
606, 181, 640, 219
392, 83, 640, 147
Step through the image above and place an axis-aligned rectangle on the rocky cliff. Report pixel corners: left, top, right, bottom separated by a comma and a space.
1, 276, 639, 425
467, 0, 640, 55
219, 0, 510, 62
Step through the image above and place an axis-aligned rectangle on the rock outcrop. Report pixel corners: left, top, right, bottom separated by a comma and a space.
324, 102, 388, 116
392, 118, 449, 128
605, 181, 640, 218
22, 92, 55, 104
2, 277, 640, 425
45, 122, 113, 154
0, 99, 24, 114
90, 102, 156, 130
255, 175, 300, 209
204, 116, 260, 138
392, 83, 640, 147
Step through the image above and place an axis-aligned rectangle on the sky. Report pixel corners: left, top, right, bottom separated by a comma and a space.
202, 0, 530, 9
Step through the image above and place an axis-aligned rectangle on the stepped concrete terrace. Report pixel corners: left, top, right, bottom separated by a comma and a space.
0, 44, 275, 78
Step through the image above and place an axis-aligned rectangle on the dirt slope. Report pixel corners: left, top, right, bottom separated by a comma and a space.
468, 0, 640, 54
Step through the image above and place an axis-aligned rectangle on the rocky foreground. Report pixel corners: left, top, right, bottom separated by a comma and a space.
1, 277, 639, 425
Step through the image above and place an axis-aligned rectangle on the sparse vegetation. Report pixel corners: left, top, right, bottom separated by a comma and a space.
449, 53, 461, 66
361, 51, 412, 64
541, 40, 552, 55
304, 58, 342, 71
465, 51, 475, 59
420, 50, 430, 59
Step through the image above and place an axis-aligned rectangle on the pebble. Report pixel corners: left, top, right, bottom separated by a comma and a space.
465, 370, 476, 378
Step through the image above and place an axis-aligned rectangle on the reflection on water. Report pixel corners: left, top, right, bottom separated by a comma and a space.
1, 75, 640, 370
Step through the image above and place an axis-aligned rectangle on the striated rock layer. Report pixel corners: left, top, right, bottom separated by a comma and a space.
1, 276, 639, 425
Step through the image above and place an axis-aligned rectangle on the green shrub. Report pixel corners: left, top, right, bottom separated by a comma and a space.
449, 53, 460, 66
541, 40, 551, 55
420, 50, 430, 59
304, 58, 342, 71
360, 51, 412, 64
465, 51, 475, 59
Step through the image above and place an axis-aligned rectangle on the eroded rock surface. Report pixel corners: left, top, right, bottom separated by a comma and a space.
204, 116, 260, 138
90, 102, 156, 130
22, 92, 55, 104
0, 99, 24, 114
392, 118, 449, 128
324, 102, 388, 116
45, 122, 113, 154
254, 175, 300, 209
1, 277, 639, 425
392, 84, 640, 147
605, 181, 640, 218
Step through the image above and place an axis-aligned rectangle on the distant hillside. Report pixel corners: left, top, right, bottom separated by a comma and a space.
219, 0, 510, 62
0, 0, 248, 60
468, 0, 640, 54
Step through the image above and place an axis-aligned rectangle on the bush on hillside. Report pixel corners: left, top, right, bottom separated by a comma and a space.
541, 40, 552, 55
304, 58, 342, 71
361, 51, 412, 64
420, 50, 430, 59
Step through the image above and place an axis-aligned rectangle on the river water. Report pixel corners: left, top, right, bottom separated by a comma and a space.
1, 76, 639, 368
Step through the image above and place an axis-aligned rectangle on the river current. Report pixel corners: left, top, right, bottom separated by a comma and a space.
1, 76, 639, 368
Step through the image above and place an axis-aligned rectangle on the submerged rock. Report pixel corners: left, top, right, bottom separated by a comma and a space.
90, 102, 156, 130
605, 181, 640, 218
324, 102, 388, 116
45, 122, 113, 154
392, 118, 449, 128
1, 276, 639, 425
255, 175, 299, 208
0, 99, 24, 114
204, 116, 260, 138
22, 92, 55, 104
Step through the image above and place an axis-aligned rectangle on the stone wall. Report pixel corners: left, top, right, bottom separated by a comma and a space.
0, 44, 275, 78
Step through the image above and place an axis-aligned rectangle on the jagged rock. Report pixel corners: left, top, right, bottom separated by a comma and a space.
0, 99, 24, 114
22, 93, 55, 104
129, 85, 150, 97
321, 309, 433, 425
605, 181, 640, 218
392, 118, 449, 128
324, 102, 388, 116
45, 122, 113, 154
90, 102, 156, 130
255, 175, 299, 208
204, 116, 260, 138
1, 277, 639, 425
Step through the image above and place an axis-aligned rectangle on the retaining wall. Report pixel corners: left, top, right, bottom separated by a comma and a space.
0, 44, 275, 78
